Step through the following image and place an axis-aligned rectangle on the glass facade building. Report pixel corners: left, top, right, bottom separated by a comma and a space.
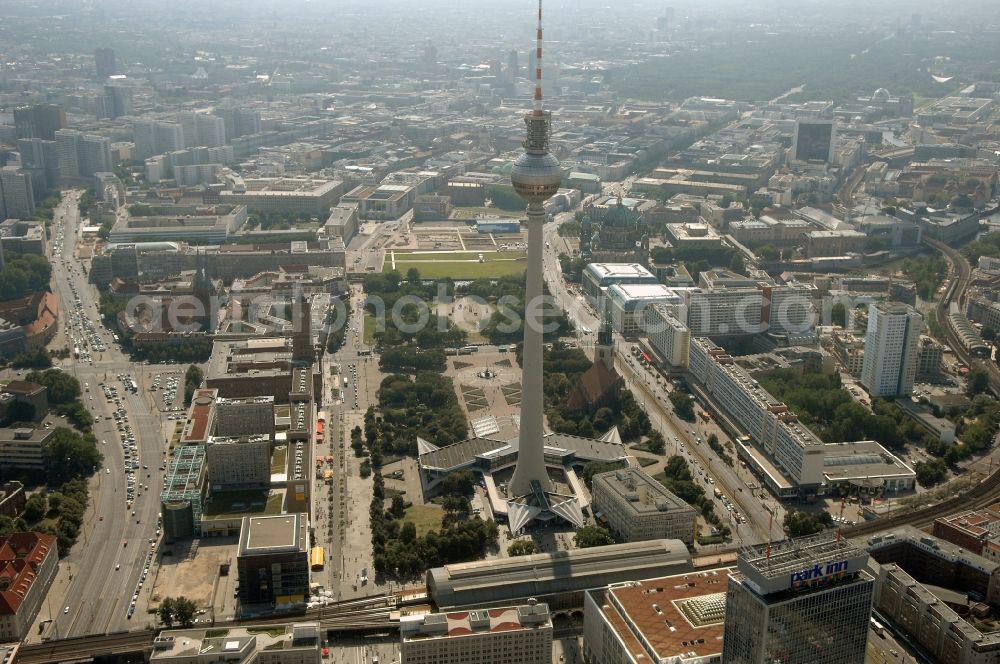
722, 534, 874, 664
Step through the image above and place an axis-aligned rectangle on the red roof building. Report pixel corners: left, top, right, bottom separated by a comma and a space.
0, 532, 58, 642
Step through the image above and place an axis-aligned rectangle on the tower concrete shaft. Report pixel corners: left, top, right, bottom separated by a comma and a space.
509, 201, 553, 496
508, 0, 560, 499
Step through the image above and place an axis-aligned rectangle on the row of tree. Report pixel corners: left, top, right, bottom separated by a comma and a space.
784, 509, 834, 537
10, 347, 54, 369
373, 373, 469, 456
759, 369, 913, 449
183, 364, 204, 406
325, 296, 352, 354
157, 596, 198, 628
657, 456, 729, 539
902, 255, 947, 300
962, 232, 1000, 264
0, 477, 94, 555
130, 339, 212, 364
458, 274, 573, 344
26, 368, 81, 404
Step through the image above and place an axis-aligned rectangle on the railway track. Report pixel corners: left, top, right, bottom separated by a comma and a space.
17, 594, 400, 664
843, 237, 1000, 538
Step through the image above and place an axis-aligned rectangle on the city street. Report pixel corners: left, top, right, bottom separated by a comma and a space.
539, 197, 777, 548
30, 191, 178, 639
316, 284, 389, 602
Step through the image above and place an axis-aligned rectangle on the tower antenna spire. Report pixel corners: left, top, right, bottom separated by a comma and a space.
533, 0, 544, 116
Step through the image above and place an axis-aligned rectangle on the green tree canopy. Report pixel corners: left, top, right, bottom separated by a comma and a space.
508, 539, 537, 556
25, 369, 80, 404
574, 525, 615, 548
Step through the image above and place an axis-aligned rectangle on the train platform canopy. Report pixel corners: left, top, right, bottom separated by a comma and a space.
427, 539, 692, 611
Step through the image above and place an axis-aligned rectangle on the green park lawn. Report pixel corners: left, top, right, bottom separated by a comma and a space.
385, 251, 526, 280
403, 504, 444, 537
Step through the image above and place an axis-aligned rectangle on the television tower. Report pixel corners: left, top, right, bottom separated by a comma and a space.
509, 0, 561, 498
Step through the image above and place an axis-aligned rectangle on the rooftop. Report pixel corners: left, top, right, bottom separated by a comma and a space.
607, 282, 681, 303
584, 263, 657, 281
418, 432, 628, 474
0, 532, 56, 617
429, 539, 692, 610
935, 508, 1000, 540
151, 622, 320, 661
599, 568, 732, 662
593, 468, 697, 516
739, 533, 869, 588
821, 440, 916, 485
238, 514, 307, 556
226, 177, 343, 196
181, 388, 218, 444
400, 602, 551, 641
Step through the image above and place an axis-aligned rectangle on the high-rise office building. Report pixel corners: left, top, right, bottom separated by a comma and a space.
54, 129, 82, 179
17, 138, 59, 193
133, 120, 184, 161
792, 120, 836, 163
13, 104, 66, 141
94, 47, 117, 78
176, 111, 225, 148
236, 514, 309, 605
292, 295, 313, 362
721, 534, 874, 664
100, 84, 133, 119
507, 49, 520, 83
80, 135, 114, 177
860, 301, 923, 397
0, 168, 36, 220
54, 130, 113, 179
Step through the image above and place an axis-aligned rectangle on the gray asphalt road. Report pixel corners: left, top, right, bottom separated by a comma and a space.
46, 192, 176, 637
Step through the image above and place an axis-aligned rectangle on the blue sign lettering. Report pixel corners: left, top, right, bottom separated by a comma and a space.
789, 559, 849, 587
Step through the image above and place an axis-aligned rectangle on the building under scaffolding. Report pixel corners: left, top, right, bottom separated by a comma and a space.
160, 444, 208, 540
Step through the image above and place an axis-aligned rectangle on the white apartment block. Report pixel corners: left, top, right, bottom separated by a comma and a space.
762, 284, 815, 338
400, 601, 552, 664
174, 164, 223, 187
685, 287, 763, 336
861, 302, 922, 398
176, 111, 226, 149
689, 338, 825, 488
591, 468, 697, 544
645, 303, 690, 369
607, 283, 682, 338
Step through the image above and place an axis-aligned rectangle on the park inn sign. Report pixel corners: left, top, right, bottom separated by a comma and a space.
739, 548, 870, 596
790, 559, 849, 589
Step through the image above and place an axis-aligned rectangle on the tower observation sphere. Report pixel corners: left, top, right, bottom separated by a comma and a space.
511, 113, 562, 205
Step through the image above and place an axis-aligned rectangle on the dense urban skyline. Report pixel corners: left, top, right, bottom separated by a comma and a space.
0, 0, 999, 662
